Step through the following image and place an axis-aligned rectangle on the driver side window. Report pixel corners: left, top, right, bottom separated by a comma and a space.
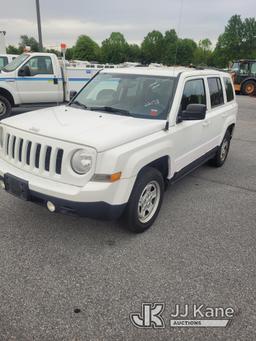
22, 56, 54, 76
180, 79, 206, 111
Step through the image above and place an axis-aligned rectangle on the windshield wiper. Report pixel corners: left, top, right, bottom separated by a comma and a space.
89, 106, 134, 116
70, 100, 88, 110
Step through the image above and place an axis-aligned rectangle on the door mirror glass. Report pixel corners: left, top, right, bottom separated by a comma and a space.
178, 104, 206, 122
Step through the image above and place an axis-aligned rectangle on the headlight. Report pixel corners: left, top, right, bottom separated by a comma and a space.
0, 126, 3, 148
71, 149, 93, 174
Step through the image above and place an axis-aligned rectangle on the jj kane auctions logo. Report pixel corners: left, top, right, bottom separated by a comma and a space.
130, 303, 235, 328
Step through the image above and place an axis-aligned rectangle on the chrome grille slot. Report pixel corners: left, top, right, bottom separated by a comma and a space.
12, 136, 16, 159
45, 146, 52, 171
18, 139, 23, 162
56, 149, 64, 175
26, 141, 32, 165
35, 144, 41, 169
5, 133, 10, 155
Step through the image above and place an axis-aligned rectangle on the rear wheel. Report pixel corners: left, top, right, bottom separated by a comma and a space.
123, 167, 164, 233
0, 95, 12, 120
210, 130, 231, 167
241, 80, 256, 96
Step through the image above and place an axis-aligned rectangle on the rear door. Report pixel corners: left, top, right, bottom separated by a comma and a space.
202, 77, 225, 150
15, 55, 63, 103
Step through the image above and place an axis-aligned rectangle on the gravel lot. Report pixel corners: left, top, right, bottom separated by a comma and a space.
0, 96, 255, 340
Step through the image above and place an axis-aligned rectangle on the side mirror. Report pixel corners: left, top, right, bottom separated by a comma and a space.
18, 65, 31, 77
178, 104, 206, 122
70, 90, 77, 100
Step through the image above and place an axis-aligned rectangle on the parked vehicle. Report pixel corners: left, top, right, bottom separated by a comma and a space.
0, 54, 18, 70
0, 52, 115, 119
231, 59, 256, 95
0, 67, 237, 232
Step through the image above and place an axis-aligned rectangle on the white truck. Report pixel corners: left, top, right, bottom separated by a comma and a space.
0, 67, 237, 232
0, 52, 103, 119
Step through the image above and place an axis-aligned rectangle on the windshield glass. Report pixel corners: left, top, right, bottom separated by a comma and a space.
70, 72, 176, 120
3, 54, 29, 72
231, 62, 239, 72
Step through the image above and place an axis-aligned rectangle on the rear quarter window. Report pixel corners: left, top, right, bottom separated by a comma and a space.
224, 77, 234, 102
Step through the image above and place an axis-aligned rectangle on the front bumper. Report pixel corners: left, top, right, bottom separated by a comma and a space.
0, 175, 125, 219
0, 159, 136, 220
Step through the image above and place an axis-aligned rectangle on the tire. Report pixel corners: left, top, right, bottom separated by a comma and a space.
210, 130, 231, 167
0, 95, 12, 120
123, 167, 164, 233
241, 80, 256, 96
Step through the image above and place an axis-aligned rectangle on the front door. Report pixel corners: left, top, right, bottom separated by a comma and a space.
171, 77, 209, 174
16, 55, 63, 104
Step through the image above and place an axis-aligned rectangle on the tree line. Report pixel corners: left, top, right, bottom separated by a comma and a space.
6, 15, 256, 68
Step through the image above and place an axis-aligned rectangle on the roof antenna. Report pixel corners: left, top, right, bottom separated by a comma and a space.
174, 0, 184, 69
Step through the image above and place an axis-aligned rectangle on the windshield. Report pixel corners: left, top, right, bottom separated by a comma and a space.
3, 54, 29, 72
70, 72, 176, 120
231, 62, 239, 72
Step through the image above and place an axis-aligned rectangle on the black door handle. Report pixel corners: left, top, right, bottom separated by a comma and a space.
53, 78, 58, 85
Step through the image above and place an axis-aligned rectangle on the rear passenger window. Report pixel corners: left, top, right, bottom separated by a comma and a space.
208, 77, 224, 108
224, 77, 234, 102
181, 79, 206, 111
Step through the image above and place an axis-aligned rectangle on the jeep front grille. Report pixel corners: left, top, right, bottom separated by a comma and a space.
5, 133, 64, 175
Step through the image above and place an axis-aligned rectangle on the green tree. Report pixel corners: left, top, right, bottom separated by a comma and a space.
101, 32, 129, 64
65, 47, 75, 60
212, 14, 256, 67
19, 35, 39, 52
127, 44, 141, 62
176, 38, 197, 65
46, 48, 61, 57
141, 30, 164, 64
193, 38, 212, 66
73, 35, 100, 61
242, 17, 256, 57
6, 45, 20, 54
162, 29, 178, 65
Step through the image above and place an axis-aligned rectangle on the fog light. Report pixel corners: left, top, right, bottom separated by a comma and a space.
46, 201, 56, 212
0, 180, 5, 190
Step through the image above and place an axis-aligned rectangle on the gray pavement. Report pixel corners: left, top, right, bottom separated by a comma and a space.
0, 96, 256, 340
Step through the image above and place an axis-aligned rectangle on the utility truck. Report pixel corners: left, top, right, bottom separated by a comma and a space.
0, 52, 105, 119
0, 67, 237, 232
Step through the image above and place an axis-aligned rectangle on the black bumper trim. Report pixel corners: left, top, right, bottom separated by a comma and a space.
0, 176, 126, 220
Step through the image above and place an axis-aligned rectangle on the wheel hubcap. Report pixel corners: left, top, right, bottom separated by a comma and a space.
138, 181, 160, 223
0, 100, 7, 117
246, 84, 254, 95
220, 139, 229, 162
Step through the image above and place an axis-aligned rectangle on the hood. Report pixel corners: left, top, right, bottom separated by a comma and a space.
2, 106, 166, 152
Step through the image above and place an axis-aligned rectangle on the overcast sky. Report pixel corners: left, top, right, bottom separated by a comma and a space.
0, 0, 255, 49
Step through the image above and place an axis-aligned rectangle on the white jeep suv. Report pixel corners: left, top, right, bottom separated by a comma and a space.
0, 67, 237, 232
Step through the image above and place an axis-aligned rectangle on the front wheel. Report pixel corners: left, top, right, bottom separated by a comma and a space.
241, 81, 256, 96
0, 95, 12, 120
123, 167, 164, 233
